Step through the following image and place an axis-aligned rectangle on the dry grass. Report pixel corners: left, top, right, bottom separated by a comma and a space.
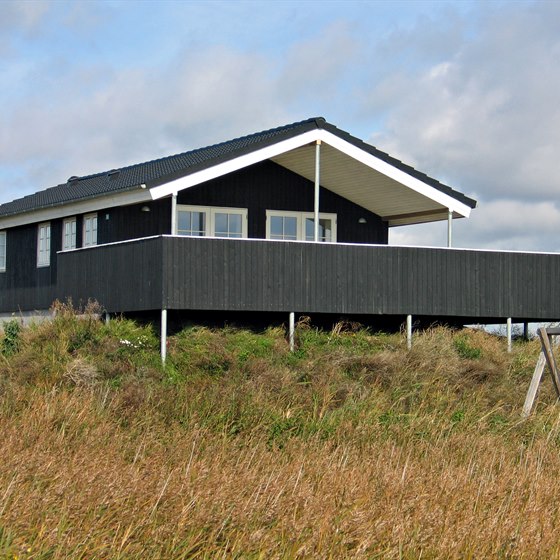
1, 313, 560, 558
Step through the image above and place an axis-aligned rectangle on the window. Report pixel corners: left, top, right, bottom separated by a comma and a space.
62, 217, 77, 250
37, 222, 51, 267
0, 231, 5, 272
83, 213, 98, 247
266, 211, 337, 242
177, 209, 206, 237
269, 215, 298, 241
304, 215, 334, 242
176, 206, 247, 238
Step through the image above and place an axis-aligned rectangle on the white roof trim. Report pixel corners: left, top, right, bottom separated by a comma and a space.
316, 130, 472, 218
149, 128, 472, 219
149, 130, 320, 200
0, 188, 151, 229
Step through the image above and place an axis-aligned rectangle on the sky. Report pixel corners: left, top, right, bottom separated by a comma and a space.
1, 0, 559, 251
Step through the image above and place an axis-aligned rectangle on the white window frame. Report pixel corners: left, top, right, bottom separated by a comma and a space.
0, 231, 6, 272
83, 213, 98, 247
176, 205, 248, 238
266, 210, 337, 242
37, 222, 51, 267
62, 217, 77, 251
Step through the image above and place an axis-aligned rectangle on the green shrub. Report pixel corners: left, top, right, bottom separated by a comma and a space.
1, 319, 21, 356
453, 335, 482, 359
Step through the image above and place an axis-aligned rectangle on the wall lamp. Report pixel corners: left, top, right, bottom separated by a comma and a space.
358, 217, 367, 224
141, 205, 151, 213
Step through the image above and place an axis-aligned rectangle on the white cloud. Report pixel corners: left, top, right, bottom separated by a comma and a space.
367, 1, 560, 252
0, 1, 52, 32
0, 16, 359, 202
369, 2, 560, 200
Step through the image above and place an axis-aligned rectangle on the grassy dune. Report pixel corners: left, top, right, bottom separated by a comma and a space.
1, 305, 560, 559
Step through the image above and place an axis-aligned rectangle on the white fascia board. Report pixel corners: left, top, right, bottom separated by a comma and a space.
149, 130, 321, 200
316, 130, 472, 218
148, 127, 472, 218
0, 188, 152, 229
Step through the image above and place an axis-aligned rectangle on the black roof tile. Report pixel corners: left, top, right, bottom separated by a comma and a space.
0, 117, 476, 218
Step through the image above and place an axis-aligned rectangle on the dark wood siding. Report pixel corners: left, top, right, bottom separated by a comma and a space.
56, 238, 164, 312
178, 161, 388, 244
1, 160, 389, 313
97, 199, 171, 244
161, 240, 560, 321
45, 237, 560, 322
0, 221, 61, 311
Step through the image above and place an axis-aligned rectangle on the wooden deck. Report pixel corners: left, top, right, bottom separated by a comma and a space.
43, 235, 560, 323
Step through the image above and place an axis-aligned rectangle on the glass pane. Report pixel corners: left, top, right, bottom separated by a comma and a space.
178, 211, 191, 232
215, 212, 243, 238
284, 217, 297, 239
178, 211, 205, 236
305, 218, 314, 240
270, 215, 297, 240
214, 213, 228, 235
192, 212, 205, 235
229, 214, 242, 234
320, 218, 332, 242
270, 216, 283, 239
305, 218, 332, 242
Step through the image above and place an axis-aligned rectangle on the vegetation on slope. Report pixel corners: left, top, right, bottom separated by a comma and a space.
0, 304, 559, 559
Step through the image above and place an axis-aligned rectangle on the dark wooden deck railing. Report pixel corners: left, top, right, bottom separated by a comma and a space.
51, 235, 560, 322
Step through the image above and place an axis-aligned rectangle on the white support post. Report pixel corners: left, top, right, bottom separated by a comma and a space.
104, 312, 110, 325
161, 309, 168, 364
522, 352, 546, 417
314, 140, 321, 242
506, 317, 512, 353
289, 312, 295, 352
171, 193, 178, 235
447, 209, 453, 248
406, 314, 412, 350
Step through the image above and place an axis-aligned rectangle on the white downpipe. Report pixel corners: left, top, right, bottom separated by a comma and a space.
314, 141, 321, 242
289, 312, 295, 352
447, 209, 453, 248
406, 314, 412, 350
161, 309, 168, 364
171, 193, 178, 235
507, 317, 512, 353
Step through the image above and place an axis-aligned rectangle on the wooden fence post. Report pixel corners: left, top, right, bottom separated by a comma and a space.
522, 326, 560, 416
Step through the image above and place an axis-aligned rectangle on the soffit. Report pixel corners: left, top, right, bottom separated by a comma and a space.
272, 143, 456, 227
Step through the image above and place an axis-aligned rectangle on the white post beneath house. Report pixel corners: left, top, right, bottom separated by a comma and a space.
506, 317, 512, 353
289, 312, 295, 352
314, 140, 321, 242
406, 314, 413, 350
171, 193, 178, 235
447, 209, 453, 248
161, 309, 168, 364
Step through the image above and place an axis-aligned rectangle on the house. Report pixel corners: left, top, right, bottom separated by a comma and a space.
1, 117, 559, 353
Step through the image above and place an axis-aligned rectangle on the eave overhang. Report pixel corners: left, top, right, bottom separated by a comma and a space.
149, 128, 476, 227
0, 188, 152, 229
